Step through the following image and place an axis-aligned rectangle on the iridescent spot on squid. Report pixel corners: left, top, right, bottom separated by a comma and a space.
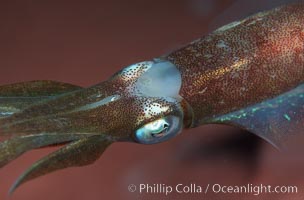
73, 94, 121, 112
134, 60, 182, 98
284, 114, 291, 121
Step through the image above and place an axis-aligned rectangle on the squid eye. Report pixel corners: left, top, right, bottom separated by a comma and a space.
135, 115, 182, 144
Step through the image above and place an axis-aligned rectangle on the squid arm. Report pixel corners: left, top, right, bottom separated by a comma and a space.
0, 80, 82, 117
0, 80, 109, 194
9, 135, 111, 194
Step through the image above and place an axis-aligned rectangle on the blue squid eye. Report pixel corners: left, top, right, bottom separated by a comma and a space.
135, 115, 182, 144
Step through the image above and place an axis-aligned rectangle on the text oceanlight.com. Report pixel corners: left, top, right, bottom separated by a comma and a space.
128, 183, 298, 196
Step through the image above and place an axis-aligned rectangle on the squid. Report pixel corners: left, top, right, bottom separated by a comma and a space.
0, 2, 303, 194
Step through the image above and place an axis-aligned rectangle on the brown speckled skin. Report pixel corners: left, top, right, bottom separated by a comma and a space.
166, 3, 304, 126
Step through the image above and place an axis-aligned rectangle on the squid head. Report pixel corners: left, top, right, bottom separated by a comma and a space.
0, 60, 192, 194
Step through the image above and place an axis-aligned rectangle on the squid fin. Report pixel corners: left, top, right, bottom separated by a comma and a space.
0, 80, 82, 118
210, 84, 304, 149
9, 135, 112, 195
0, 133, 94, 168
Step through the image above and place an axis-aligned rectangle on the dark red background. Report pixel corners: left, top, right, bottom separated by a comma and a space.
0, 0, 303, 200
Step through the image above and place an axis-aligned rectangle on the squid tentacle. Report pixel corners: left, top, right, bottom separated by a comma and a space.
9, 135, 112, 194
0, 133, 96, 168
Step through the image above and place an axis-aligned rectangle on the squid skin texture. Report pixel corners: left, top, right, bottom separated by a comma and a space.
165, 3, 304, 126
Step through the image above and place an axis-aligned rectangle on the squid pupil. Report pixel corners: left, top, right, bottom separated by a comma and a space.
151, 122, 169, 138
